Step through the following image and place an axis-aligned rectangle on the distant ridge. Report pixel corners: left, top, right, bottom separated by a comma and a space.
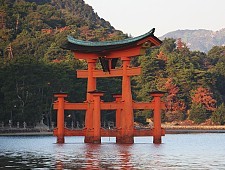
160, 29, 225, 53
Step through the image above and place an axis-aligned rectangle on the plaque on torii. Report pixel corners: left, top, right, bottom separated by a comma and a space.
53, 28, 166, 144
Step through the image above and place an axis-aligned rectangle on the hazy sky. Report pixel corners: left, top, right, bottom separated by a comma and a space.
84, 0, 225, 37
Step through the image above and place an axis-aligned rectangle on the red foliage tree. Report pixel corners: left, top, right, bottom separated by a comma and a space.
191, 87, 216, 111
165, 78, 186, 113
176, 38, 184, 50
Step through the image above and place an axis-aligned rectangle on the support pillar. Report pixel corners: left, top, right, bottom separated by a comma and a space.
54, 93, 68, 144
113, 94, 122, 129
113, 94, 122, 143
118, 57, 134, 144
91, 91, 104, 143
150, 91, 165, 144
85, 59, 97, 143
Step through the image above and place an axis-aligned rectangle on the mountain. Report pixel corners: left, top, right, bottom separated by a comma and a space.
0, 0, 126, 61
160, 29, 225, 53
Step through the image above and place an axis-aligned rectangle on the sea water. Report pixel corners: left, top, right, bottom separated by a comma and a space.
0, 134, 225, 169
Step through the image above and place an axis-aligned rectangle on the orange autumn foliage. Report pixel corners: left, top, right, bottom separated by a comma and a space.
191, 87, 216, 111
165, 78, 186, 112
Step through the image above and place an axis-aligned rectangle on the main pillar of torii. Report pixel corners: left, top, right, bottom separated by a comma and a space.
62, 28, 162, 144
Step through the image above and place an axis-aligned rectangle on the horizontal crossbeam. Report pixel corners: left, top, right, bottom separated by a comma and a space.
73, 45, 145, 59
53, 101, 165, 110
77, 67, 141, 78
133, 101, 166, 110
53, 128, 165, 137
53, 102, 88, 110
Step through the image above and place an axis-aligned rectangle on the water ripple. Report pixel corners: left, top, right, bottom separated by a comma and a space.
0, 134, 225, 169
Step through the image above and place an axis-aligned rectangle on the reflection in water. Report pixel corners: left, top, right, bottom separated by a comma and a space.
55, 160, 64, 170
0, 135, 225, 169
54, 143, 134, 169
118, 145, 133, 169
84, 144, 101, 169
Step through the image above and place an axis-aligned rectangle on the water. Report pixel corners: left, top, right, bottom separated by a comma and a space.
0, 134, 225, 169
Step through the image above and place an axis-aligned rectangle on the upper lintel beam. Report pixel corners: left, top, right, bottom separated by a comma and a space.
73, 45, 146, 60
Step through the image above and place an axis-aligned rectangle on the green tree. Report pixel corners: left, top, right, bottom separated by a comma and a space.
189, 103, 209, 124
134, 50, 166, 101
211, 103, 225, 125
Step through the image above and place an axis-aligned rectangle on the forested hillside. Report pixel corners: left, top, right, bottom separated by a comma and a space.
0, 0, 225, 127
0, 0, 126, 126
0, 0, 126, 61
135, 39, 225, 125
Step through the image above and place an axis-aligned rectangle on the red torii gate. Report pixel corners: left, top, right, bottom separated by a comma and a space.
53, 28, 165, 144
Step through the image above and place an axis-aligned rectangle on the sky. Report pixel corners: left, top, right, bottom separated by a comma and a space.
84, 0, 225, 37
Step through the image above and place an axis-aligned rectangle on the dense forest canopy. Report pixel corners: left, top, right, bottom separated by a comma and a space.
0, 0, 225, 127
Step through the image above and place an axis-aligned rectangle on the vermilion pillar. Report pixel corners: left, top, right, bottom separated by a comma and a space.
85, 59, 97, 143
89, 90, 104, 144
113, 94, 122, 129
54, 92, 68, 144
86, 59, 97, 101
118, 57, 134, 144
150, 91, 165, 144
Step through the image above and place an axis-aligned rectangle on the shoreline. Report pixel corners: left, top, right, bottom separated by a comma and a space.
0, 131, 53, 136
164, 125, 225, 134
165, 129, 225, 134
1, 126, 225, 136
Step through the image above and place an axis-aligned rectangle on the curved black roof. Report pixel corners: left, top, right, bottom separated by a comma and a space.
61, 28, 162, 53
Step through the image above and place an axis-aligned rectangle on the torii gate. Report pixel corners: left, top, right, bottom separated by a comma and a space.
53, 28, 165, 144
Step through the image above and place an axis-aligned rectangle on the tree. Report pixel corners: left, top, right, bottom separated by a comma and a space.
1, 56, 60, 125
0, 54, 87, 125
209, 54, 225, 103
163, 78, 186, 121
189, 103, 208, 124
133, 50, 167, 101
191, 87, 216, 111
211, 103, 225, 125
207, 46, 225, 65
189, 87, 216, 124
156, 77, 186, 122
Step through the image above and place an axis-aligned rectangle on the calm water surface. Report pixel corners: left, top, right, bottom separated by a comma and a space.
0, 134, 225, 169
